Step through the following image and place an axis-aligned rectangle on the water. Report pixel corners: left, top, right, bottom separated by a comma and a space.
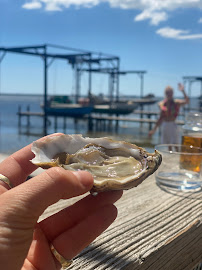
0, 94, 200, 155
0, 95, 43, 154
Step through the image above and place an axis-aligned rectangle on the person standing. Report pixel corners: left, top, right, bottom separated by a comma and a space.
149, 83, 189, 144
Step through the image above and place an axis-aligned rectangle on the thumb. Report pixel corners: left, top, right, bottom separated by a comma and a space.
0, 168, 94, 225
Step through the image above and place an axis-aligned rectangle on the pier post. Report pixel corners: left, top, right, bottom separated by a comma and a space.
88, 115, 93, 131
96, 119, 99, 130
26, 105, 30, 128
148, 114, 152, 130
18, 105, 21, 128
74, 118, 78, 132
54, 116, 58, 132
108, 119, 112, 131
115, 113, 119, 132
103, 119, 106, 131
140, 104, 143, 128
63, 117, 66, 131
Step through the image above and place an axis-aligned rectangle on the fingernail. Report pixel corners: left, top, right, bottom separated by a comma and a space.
72, 171, 93, 188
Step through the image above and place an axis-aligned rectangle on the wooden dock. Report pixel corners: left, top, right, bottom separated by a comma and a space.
17, 106, 185, 134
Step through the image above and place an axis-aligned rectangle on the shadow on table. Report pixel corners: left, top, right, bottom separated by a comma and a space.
74, 243, 136, 269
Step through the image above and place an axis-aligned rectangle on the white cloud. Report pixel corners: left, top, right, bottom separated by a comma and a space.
21, 0, 202, 40
156, 27, 202, 39
22, 0, 101, 11
21, 0, 202, 23
134, 9, 168, 25
22, 1, 42, 9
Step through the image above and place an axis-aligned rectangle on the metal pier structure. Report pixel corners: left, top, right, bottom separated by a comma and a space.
17, 105, 185, 136
183, 75, 202, 111
0, 44, 148, 134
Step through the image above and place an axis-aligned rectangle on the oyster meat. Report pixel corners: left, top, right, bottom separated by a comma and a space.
31, 134, 162, 192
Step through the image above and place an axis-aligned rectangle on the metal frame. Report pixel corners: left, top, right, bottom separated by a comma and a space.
183, 76, 202, 97
81, 68, 146, 102
183, 76, 202, 111
0, 44, 121, 134
75, 56, 120, 102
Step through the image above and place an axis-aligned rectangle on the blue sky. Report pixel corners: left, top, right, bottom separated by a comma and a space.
1, 0, 202, 97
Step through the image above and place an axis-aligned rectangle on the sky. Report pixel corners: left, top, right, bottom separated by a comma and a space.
0, 0, 202, 97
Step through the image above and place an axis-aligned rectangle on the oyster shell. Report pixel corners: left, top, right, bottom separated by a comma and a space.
31, 134, 162, 192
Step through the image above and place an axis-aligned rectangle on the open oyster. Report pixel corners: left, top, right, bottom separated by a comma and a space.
31, 134, 162, 192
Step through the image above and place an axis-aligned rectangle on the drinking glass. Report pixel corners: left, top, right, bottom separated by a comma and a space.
182, 112, 202, 148
155, 144, 202, 192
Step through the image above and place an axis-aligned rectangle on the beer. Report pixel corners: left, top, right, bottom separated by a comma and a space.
182, 133, 202, 148
180, 134, 202, 173
180, 112, 202, 173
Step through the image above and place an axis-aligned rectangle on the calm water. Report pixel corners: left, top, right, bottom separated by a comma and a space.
0, 94, 200, 154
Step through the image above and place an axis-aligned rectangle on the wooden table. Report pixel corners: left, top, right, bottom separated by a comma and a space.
40, 174, 202, 270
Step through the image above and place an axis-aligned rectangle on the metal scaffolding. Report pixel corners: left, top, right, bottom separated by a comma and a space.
0, 44, 123, 134
183, 76, 202, 97
81, 68, 147, 102
183, 76, 202, 111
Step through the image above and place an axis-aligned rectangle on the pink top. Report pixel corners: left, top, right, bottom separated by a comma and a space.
161, 99, 180, 120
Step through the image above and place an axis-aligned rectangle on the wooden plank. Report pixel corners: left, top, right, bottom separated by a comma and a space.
16, 110, 185, 118
17, 112, 44, 117
133, 110, 185, 117
16, 111, 185, 125
89, 115, 185, 125
90, 115, 157, 123
39, 175, 202, 269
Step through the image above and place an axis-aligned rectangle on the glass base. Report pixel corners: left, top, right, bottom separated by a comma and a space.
156, 171, 202, 192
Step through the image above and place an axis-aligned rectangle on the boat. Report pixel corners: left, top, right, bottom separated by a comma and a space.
45, 104, 94, 117
89, 93, 157, 114
93, 102, 139, 115
43, 94, 157, 117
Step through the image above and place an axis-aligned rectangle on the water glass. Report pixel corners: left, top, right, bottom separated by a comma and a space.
155, 144, 202, 192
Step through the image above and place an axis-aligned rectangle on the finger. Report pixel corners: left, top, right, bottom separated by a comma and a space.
39, 190, 123, 241
0, 144, 37, 189
0, 133, 63, 190
0, 169, 94, 224
52, 204, 118, 260
23, 226, 59, 270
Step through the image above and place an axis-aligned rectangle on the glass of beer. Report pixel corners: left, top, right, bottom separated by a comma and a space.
182, 112, 202, 149
155, 144, 202, 192
182, 133, 202, 149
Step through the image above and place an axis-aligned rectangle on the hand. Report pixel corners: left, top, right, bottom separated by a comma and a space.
149, 129, 155, 137
0, 134, 123, 270
178, 83, 184, 92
